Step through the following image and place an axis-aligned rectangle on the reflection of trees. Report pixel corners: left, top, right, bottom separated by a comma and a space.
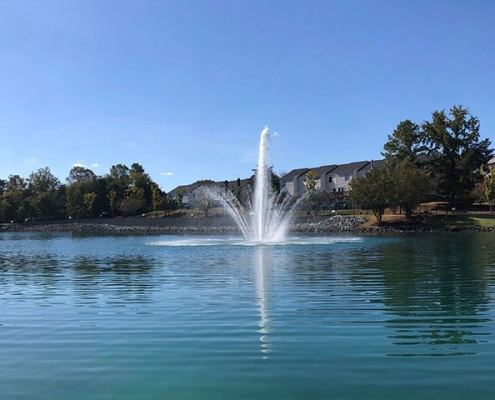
0, 247, 158, 306
71, 255, 156, 306
375, 233, 493, 356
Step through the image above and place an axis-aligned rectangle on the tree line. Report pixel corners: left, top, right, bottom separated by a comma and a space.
349, 105, 494, 223
2, 105, 493, 224
0, 163, 179, 222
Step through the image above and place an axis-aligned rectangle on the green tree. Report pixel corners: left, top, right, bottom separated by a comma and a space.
129, 163, 153, 211
2, 188, 28, 221
105, 164, 131, 203
1, 175, 30, 221
482, 165, 495, 213
28, 167, 61, 193
151, 184, 162, 217
66, 166, 97, 185
119, 186, 145, 216
161, 197, 179, 216
27, 167, 63, 219
422, 105, 493, 207
390, 162, 431, 219
382, 120, 425, 168
107, 189, 118, 217
349, 168, 390, 224
66, 166, 99, 218
83, 192, 97, 218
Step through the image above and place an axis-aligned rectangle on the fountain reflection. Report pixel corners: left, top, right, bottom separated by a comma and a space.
254, 246, 274, 358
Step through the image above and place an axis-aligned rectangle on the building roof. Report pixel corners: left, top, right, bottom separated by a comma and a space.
280, 168, 309, 181
330, 161, 370, 175
304, 164, 338, 178
359, 159, 386, 172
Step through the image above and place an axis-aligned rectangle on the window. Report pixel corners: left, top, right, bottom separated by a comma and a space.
328, 176, 333, 182
345, 173, 351, 181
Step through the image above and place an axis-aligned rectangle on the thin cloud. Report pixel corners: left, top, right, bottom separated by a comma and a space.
160, 172, 174, 176
272, 131, 280, 137
73, 162, 86, 168
91, 162, 101, 168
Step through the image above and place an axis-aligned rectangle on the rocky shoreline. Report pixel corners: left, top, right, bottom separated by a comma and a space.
1, 214, 494, 234
0, 215, 364, 234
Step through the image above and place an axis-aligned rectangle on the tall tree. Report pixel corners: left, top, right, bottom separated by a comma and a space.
382, 120, 425, 167
27, 167, 63, 219
422, 105, 493, 206
83, 192, 97, 218
28, 167, 61, 193
66, 166, 97, 185
66, 166, 99, 218
107, 189, 118, 217
129, 163, 153, 210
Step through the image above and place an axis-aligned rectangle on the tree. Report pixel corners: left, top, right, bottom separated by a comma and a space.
349, 168, 390, 224
83, 192, 97, 218
390, 162, 431, 219
482, 165, 495, 213
66, 166, 97, 185
66, 167, 99, 218
151, 184, 163, 217
107, 189, 118, 217
302, 170, 319, 215
119, 186, 145, 216
422, 105, 493, 207
2, 188, 28, 221
27, 167, 63, 219
129, 163, 153, 211
303, 170, 319, 192
382, 120, 425, 168
191, 182, 216, 217
161, 197, 179, 216
7, 174, 27, 191
28, 167, 61, 193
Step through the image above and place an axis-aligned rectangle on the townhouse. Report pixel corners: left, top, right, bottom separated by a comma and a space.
168, 159, 386, 206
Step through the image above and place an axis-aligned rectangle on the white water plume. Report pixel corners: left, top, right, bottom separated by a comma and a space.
211, 126, 295, 242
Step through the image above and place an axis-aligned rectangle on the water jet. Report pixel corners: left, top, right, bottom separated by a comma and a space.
213, 126, 295, 242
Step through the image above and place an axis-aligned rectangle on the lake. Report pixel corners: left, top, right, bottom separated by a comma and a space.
1, 232, 494, 399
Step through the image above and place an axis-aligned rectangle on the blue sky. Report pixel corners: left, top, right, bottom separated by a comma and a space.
1, 0, 494, 192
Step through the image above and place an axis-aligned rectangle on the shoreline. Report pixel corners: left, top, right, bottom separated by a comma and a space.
1, 215, 494, 234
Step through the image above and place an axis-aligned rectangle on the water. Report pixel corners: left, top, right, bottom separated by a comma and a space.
1, 232, 495, 399
214, 126, 294, 242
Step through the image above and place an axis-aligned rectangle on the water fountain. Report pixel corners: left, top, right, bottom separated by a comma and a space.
213, 126, 295, 242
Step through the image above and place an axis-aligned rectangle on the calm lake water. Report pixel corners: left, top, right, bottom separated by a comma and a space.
1, 232, 495, 399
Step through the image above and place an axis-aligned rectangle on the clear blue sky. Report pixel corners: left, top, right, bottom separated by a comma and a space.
1, 0, 494, 192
